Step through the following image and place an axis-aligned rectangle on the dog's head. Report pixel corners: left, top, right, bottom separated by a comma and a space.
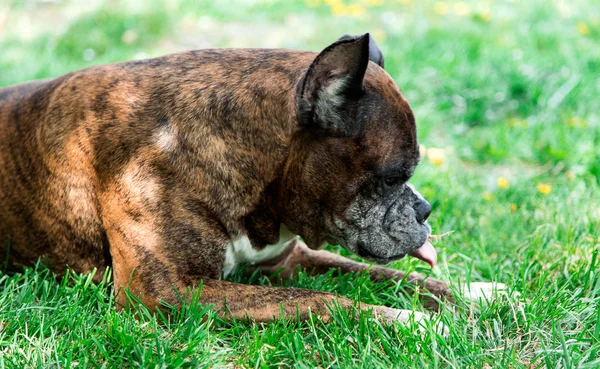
280, 33, 436, 266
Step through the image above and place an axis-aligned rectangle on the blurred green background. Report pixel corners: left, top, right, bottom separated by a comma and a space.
1, 0, 599, 367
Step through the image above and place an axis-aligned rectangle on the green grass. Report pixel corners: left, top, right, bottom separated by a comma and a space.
1, 0, 599, 367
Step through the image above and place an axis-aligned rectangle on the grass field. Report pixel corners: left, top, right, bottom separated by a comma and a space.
1, 0, 599, 367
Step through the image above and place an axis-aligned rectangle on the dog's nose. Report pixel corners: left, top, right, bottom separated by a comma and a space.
415, 200, 432, 224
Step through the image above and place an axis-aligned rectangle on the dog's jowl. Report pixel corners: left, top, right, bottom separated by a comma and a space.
0, 34, 454, 324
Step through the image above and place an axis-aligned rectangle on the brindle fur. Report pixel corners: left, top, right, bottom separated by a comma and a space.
0, 34, 451, 321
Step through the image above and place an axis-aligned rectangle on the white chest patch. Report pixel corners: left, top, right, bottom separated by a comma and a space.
222, 224, 297, 278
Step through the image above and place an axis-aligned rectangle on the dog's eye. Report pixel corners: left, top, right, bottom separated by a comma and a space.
384, 176, 401, 186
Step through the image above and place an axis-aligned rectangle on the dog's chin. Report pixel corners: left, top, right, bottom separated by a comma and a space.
326, 224, 434, 266
359, 252, 406, 265
355, 243, 410, 265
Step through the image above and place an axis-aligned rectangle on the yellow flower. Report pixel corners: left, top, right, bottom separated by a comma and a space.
566, 171, 575, 180
325, 0, 341, 5
433, 1, 449, 15
497, 177, 509, 189
479, 10, 492, 22
305, 0, 322, 8
346, 4, 366, 17
372, 28, 387, 43
363, 0, 384, 6
419, 144, 427, 158
507, 117, 528, 128
510, 203, 517, 213
454, 2, 470, 16
331, 3, 347, 16
577, 21, 590, 36
483, 192, 492, 201
567, 117, 588, 128
427, 147, 445, 166
537, 183, 552, 195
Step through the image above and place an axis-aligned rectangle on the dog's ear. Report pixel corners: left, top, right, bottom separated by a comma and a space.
337, 34, 384, 68
297, 33, 371, 136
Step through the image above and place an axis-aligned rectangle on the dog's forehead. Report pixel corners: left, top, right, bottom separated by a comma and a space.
361, 65, 419, 170
361, 130, 420, 175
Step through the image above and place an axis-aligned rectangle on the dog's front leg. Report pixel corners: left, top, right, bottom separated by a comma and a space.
253, 239, 454, 311
105, 227, 429, 325
97, 166, 230, 310
198, 279, 433, 325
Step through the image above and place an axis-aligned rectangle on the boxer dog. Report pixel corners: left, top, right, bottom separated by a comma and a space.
0, 33, 462, 326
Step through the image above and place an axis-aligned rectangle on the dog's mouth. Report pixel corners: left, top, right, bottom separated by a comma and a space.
356, 239, 437, 267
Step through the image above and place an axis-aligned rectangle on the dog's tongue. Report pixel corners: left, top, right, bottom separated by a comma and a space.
409, 240, 437, 267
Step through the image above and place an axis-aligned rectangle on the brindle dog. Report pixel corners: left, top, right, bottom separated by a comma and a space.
0, 34, 456, 325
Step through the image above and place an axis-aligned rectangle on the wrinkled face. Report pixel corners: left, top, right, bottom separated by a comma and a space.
297, 84, 432, 264
330, 180, 432, 264
281, 34, 434, 265
327, 82, 432, 264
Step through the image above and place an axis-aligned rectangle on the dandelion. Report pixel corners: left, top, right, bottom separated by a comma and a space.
346, 4, 366, 17
325, 0, 344, 14
536, 183, 552, 195
427, 147, 445, 166
454, 2, 470, 16
510, 203, 517, 212
331, 3, 347, 16
479, 10, 492, 22
497, 177, 509, 189
433, 1, 449, 15
363, 0, 384, 6
567, 117, 587, 128
566, 171, 575, 180
507, 117, 528, 128
577, 21, 590, 36
305, 0, 322, 8
483, 192, 492, 201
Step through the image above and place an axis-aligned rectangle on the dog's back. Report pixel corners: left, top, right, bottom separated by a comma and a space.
0, 49, 313, 278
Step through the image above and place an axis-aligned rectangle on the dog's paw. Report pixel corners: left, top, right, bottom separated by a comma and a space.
373, 307, 449, 337
461, 282, 517, 302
